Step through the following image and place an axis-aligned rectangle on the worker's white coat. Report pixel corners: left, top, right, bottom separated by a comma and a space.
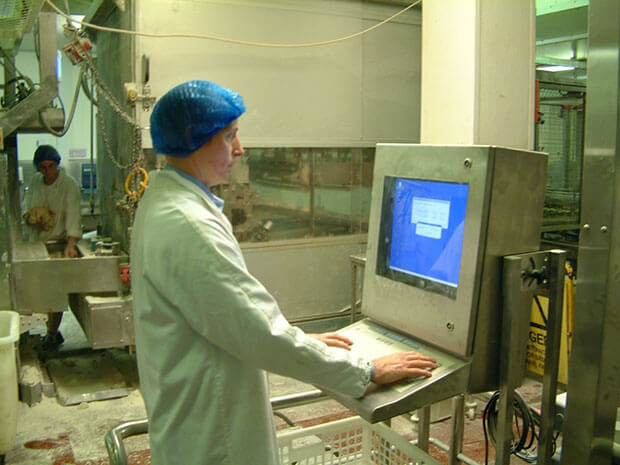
131, 169, 372, 465
24, 169, 82, 242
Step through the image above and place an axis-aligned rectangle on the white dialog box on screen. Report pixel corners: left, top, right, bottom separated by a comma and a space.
411, 198, 451, 239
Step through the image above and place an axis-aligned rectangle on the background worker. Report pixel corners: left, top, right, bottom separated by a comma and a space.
131, 80, 437, 465
23, 144, 82, 351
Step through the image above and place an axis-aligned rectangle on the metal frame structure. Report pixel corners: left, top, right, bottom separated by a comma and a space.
561, 1, 620, 463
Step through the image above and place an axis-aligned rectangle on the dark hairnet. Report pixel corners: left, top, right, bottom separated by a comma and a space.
33, 145, 61, 170
150, 80, 246, 157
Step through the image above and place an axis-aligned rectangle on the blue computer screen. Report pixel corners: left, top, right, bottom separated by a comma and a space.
377, 177, 469, 298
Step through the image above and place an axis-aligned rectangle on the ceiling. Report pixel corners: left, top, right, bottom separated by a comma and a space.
536, 3, 588, 79
5, 0, 590, 80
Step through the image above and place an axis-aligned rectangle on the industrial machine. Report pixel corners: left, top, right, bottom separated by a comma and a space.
0, 1, 129, 349
323, 144, 548, 423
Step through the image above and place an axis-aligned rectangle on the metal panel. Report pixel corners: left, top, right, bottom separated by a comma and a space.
469, 147, 547, 391
363, 144, 493, 357
10, 240, 122, 313
322, 318, 471, 423
70, 294, 134, 350
242, 235, 367, 320
561, 0, 620, 463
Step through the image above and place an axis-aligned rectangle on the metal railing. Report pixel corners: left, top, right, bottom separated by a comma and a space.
104, 389, 326, 465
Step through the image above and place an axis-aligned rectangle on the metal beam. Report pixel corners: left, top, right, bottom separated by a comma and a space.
536, 0, 589, 16
561, 0, 620, 463
0, 11, 58, 136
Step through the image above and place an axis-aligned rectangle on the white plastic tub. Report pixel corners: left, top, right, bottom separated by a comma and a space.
0, 311, 19, 455
277, 416, 441, 465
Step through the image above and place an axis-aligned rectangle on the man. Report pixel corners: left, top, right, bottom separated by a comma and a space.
24, 144, 81, 351
131, 80, 436, 465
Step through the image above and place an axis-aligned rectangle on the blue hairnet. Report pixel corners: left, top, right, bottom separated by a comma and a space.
33, 145, 61, 170
150, 80, 246, 157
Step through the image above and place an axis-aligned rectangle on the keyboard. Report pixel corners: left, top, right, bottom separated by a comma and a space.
337, 319, 459, 392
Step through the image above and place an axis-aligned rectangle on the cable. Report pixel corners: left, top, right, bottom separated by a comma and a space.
482, 391, 556, 464
44, 0, 421, 49
273, 411, 297, 428
39, 64, 83, 136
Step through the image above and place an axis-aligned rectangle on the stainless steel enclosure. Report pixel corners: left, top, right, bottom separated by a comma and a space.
363, 144, 547, 392
561, 0, 620, 462
324, 144, 548, 423
10, 240, 122, 313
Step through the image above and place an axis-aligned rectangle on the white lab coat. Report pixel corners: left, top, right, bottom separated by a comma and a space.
131, 169, 372, 465
23, 168, 82, 242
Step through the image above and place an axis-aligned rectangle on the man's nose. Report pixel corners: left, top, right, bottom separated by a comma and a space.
233, 137, 244, 157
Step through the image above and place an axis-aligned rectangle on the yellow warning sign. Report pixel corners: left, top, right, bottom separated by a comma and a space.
525, 269, 574, 385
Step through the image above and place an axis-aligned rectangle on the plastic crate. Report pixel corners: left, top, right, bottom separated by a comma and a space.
0, 311, 19, 455
277, 416, 440, 465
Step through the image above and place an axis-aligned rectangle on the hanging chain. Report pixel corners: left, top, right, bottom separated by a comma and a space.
72, 36, 148, 220
80, 56, 142, 170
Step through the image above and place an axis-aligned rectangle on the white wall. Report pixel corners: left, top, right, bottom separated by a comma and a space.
420, 0, 535, 148
135, 0, 421, 148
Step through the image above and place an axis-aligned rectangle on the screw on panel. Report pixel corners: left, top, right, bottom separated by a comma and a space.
601, 225, 608, 233
583, 224, 591, 230
447, 322, 455, 331
463, 158, 472, 168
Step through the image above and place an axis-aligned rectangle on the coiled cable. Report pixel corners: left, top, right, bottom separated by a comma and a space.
482, 390, 556, 464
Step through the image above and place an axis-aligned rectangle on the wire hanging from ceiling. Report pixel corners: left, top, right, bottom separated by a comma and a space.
44, 0, 421, 49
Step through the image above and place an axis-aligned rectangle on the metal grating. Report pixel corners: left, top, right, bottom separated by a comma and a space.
536, 86, 585, 226
0, 0, 43, 40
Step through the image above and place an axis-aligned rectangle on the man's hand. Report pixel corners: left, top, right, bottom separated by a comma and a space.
64, 237, 79, 258
371, 352, 437, 384
308, 332, 354, 351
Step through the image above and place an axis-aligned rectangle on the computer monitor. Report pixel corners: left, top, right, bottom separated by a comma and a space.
376, 177, 469, 299
362, 145, 546, 366
322, 144, 548, 421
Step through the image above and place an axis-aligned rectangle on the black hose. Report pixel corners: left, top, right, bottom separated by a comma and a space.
483, 390, 550, 464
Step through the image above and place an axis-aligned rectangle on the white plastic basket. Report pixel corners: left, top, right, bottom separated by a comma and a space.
277, 416, 440, 465
0, 310, 20, 455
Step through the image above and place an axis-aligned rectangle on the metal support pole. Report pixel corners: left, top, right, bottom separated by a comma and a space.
448, 395, 465, 465
497, 251, 565, 464
349, 254, 366, 323
537, 250, 566, 464
417, 405, 431, 452
561, 1, 620, 463
351, 259, 357, 323
497, 251, 565, 465
496, 254, 537, 464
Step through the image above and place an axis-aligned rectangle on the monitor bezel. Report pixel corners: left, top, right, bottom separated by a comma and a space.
376, 175, 469, 300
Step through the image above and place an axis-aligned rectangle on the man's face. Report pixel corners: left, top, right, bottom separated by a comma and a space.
38, 160, 59, 184
196, 120, 244, 188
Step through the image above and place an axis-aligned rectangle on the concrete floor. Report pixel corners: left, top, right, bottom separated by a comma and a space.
3, 312, 548, 465
0, 273, 546, 465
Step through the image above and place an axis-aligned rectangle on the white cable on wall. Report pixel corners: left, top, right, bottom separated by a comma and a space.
44, 0, 421, 48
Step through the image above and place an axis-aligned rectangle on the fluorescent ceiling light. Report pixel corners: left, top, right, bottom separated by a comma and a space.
536, 65, 576, 72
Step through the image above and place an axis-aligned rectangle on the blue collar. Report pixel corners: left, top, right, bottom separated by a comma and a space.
164, 165, 225, 211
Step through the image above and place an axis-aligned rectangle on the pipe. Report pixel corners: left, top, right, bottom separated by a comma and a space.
270, 389, 327, 409
427, 437, 482, 465
104, 419, 148, 465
